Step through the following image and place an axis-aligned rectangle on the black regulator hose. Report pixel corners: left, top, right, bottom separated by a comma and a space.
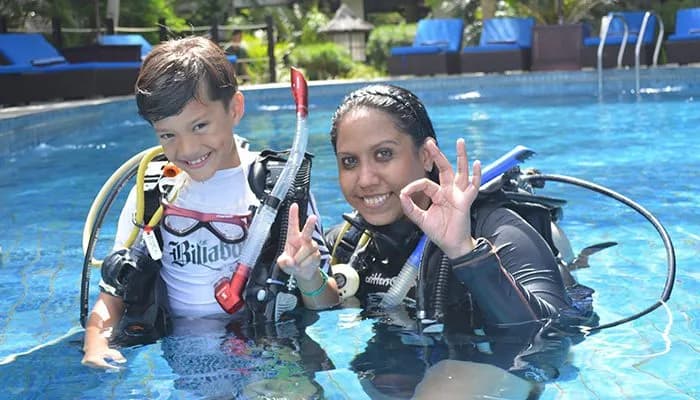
80, 163, 140, 328
431, 254, 450, 322
524, 174, 676, 333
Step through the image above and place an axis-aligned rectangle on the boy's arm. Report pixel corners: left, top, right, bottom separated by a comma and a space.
82, 292, 127, 370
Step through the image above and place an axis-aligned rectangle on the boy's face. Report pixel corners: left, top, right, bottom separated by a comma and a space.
153, 91, 244, 182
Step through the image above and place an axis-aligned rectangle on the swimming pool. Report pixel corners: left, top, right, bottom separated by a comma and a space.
0, 67, 698, 399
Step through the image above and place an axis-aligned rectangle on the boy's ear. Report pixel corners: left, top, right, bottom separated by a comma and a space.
230, 91, 245, 124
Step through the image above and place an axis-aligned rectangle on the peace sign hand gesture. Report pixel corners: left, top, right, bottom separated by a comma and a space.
399, 138, 481, 259
276, 202, 321, 281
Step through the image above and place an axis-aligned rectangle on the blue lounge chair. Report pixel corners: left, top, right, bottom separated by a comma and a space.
98, 34, 153, 60
0, 33, 142, 105
0, 33, 96, 105
460, 17, 535, 74
387, 18, 464, 76
582, 11, 660, 68
664, 7, 700, 65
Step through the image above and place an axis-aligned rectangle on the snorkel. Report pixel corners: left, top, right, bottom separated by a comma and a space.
215, 67, 309, 314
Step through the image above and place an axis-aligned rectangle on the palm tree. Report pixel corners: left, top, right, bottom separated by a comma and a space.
505, 0, 616, 25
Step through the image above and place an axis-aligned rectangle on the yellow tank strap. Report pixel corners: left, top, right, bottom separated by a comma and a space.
330, 221, 371, 266
123, 146, 165, 249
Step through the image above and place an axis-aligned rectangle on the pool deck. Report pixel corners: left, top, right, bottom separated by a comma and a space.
0, 96, 131, 120
0, 79, 316, 120
2, 64, 699, 122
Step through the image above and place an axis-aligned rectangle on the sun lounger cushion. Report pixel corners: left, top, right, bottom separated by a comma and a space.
667, 7, 700, 41
479, 17, 534, 48
31, 56, 68, 66
390, 19, 464, 56
584, 11, 657, 46
0, 33, 66, 66
98, 34, 153, 59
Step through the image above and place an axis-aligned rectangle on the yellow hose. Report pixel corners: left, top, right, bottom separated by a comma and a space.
330, 221, 370, 266
123, 146, 166, 249
82, 145, 164, 267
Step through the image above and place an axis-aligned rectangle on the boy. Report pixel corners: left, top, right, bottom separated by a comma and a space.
82, 36, 338, 370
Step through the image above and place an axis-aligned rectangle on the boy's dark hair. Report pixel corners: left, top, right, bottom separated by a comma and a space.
135, 36, 238, 123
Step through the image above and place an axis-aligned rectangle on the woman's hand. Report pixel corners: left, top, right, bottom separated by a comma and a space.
277, 202, 321, 282
399, 138, 482, 259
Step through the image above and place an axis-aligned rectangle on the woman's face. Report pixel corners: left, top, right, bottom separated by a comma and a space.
335, 107, 433, 226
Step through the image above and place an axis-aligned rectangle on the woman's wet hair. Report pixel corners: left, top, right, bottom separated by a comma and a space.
330, 84, 439, 181
135, 36, 238, 123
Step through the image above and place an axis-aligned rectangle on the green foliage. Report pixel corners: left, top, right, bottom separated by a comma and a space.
503, 0, 617, 25
367, 11, 405, 26
233, 2, 328, 44
286, 42, 353, 80
119, 0, 187, 43
366, 23, 416, 72
177, 0, 231, 26
239, 31, 273, 84
346, 63, 383, 80
298, 5, 329, 43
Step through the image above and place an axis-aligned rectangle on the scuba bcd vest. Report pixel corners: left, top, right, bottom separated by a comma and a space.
101, 147, 313, 346
329, 167, 585, 313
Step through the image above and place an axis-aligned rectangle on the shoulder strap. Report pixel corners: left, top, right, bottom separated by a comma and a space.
142, 155, 171, 245
246, 149, 314, 280
329, 213, 372, 266
472, 188, 564, 256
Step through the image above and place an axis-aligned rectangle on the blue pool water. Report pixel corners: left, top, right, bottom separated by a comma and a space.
0, 68, 698, 399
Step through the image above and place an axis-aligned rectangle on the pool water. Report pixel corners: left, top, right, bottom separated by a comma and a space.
0, 68, 698, 399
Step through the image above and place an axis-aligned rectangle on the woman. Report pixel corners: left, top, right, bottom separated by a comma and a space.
326, 83, 590, 336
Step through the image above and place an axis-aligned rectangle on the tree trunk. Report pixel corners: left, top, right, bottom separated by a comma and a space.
481, 0, 496, 20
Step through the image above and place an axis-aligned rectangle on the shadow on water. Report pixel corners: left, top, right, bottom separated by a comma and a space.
0, 330, 103, 400
1, 300, 596, 400
0, 311, 333, 400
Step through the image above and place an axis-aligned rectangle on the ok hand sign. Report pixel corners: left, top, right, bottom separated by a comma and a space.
399, 138, 481, 259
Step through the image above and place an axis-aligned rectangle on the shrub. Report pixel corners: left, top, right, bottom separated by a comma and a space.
286, 42, 354, 80
366, 23, 416, 73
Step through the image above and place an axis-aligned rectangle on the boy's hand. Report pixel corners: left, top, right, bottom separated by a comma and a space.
277, 202, 321, 281
81, 342, 126, 371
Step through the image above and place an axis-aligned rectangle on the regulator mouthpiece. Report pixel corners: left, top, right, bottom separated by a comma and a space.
291, 67, 308, 117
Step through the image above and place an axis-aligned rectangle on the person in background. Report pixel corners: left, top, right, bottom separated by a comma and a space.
224, 29, 250, 83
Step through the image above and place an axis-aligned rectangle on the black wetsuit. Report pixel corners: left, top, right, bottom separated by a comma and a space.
329, 206, 572, 333
329, 205, 594, 386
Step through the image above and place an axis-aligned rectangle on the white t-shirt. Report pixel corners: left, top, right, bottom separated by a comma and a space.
113, 146, 329, 318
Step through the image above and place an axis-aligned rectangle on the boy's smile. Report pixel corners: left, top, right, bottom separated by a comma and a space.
154, 91, 244, 182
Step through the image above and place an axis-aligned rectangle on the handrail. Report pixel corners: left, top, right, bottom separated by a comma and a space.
635, 11, 665, 94
597, 13, 629, 96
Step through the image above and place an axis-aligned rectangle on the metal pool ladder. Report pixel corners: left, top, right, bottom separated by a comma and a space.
597, 11, 664, 96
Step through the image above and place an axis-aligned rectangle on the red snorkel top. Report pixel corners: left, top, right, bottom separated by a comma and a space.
291, 67, 308, 117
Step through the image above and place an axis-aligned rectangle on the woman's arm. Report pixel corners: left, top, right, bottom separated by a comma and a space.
450, 207, 569, 325
397, 139, 567, 326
